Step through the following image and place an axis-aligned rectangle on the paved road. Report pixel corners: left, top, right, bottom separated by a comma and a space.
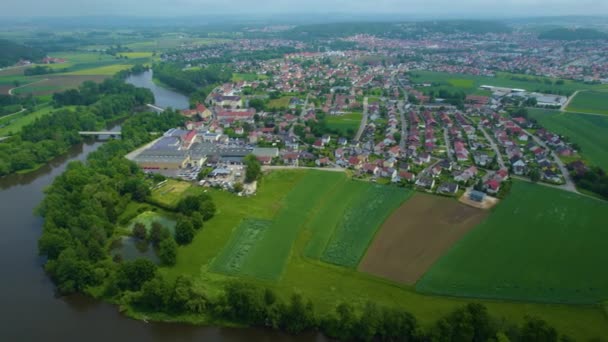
443, 127, 454, 162
262, 165, 345, 173
478, 125, 506, 169
354, 96, 368, 142
561, 90, 579, 111
397, 100, 407, 150
522, 128, 577, 192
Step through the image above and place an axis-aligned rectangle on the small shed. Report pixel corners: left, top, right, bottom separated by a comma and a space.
469, 190, 486, 202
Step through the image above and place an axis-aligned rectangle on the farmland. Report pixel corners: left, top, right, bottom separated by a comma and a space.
158, 171, 608, 340
528, 109, 608, 169
566, 90, 608, 115
359, 193, 488, 285
417, 181, 608, 304
320, 184, 412, 267
409, 70, 608, 95
325, 112, 363, 138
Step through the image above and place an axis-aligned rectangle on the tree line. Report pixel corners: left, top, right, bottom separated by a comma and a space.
152, 62, 232, 96
0, 78, 154, 176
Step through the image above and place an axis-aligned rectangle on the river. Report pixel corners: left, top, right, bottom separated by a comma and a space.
0, 79, 326, 341
125, 70, 190, 110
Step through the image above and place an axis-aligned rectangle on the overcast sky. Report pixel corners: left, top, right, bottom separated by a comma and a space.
3, 0, 608, 18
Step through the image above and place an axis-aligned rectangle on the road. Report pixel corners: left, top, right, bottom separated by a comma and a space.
561, 90, 579, 111
478, 125, 506, 169
522, 128, 577, 192
397, 100, 407, 150
354, 96, 368, 142
262, 165, 345, 173
443, 127, 454, 162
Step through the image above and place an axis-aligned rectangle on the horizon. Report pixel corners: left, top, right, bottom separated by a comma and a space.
1, 0, 608, 19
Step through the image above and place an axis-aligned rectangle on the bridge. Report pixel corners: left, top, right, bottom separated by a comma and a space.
78, 131, 122, 136
146, 104, 165, 112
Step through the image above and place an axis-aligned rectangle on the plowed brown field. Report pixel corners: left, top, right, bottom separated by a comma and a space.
358, 193, 488, 285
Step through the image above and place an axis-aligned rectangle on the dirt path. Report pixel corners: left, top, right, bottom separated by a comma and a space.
1, 108, 25, 119
8, 78, 49, 96
561, 90, 580, 111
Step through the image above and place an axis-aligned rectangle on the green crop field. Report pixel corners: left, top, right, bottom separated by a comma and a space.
566, 91, 608, 115
417, 181, 608, 304
210, 219, 273, 275
410, 70, 608, 95
528, 109, 608, 169
320, 184, 412, 267
64, 64, 133, 75
326, 112, 362, 138
159, 171, 608, 340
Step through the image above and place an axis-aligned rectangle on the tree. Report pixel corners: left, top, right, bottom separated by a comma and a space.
149, 221, 171, 246
158, 237, 177, 266
132, 222, 147, 240
233, 182, 244, 193
197, 167, 213, 181
530, 168, 541, 182
116, 259, 157, 291
175, 218, 195, 245
48, 248, 96, 294
137, 275, 171, 310
190, 212, 204, 230
520, 317, 558, 342
279, 293, 315, 334
244, 154, 262, 183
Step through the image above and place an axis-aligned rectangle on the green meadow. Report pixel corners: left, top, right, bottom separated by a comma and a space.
528, 109, 608, 169
417, 181, 608, 304
566, 91, 608, 115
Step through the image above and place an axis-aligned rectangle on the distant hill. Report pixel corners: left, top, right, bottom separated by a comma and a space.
283, 20, 511, 40
539, 28, 608, 41
0, 39, 45, 68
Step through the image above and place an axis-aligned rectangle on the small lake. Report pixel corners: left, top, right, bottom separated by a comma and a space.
125, 70, 190, 110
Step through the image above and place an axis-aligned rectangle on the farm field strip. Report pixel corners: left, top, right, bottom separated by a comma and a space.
416, 180, 608, 304
210, 219, 273, 275
320, 185, 413, 268
359, 193, 488, 285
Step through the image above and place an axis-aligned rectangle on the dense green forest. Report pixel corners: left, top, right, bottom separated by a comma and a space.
0, 39, 46, 67
0, 78, 153, 176
0, 94, 35, 117
539, 28, 608, 41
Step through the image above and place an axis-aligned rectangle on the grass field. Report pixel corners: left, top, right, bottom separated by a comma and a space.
417, 181, 608, 304
150, 179, 193, 208
63, 64, 133, 76
157, 172, 608, 340
528, 109, 608, 169
410, 70, 608, 95
267, 96, 293, 109
566, 91, 608, 115
325, 112, 362, 138
0, 105, 55, 136
359, 193, 488, 285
